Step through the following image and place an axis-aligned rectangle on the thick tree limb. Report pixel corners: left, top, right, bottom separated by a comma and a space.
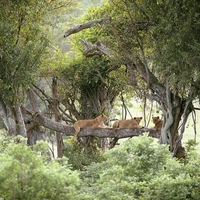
131, 58, 166, 105
71, 127, 160, 139
172, 100, 193, 157
31, 112, 68, 134
160, 79, 173, 146
24, 109, 160, 139
64, 18, 110, 38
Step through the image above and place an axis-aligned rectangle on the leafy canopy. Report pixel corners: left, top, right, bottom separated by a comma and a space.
82, 0, 200, 98
0, 0, 78, 103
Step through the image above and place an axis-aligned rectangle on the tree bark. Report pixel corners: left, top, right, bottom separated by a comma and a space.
27, 88, 40, 112
64, 18, 110, 38
0, 101, 9, 130
24, 107, 187, 155
160, 80, 174, 146
26, 88, 46, 146
23, 109, 161, 138
6, 103, 17, 136
52, 77, 63, 158
15, 106, 27, 137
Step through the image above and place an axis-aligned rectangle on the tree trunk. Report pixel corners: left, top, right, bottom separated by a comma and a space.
26, 88, 46, 146
160, 97, 182, 148
128, 61, 189, 158
160, 89, 192, 158
6, 103, 17, 136
15, 106, 27, 138
52, 77, 63, 158
0, 101, 9, 130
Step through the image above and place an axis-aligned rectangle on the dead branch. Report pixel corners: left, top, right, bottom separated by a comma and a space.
64, 18, 110, 38
80, 39, 112, 57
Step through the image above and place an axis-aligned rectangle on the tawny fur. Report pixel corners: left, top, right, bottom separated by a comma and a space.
73, 114, 108, 142
151, 116, 163, 131
112, 117, 143, 129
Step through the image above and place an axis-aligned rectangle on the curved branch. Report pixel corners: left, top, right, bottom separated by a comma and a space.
64, 18, 111, 38
133, 59, 166, 105
172, 100, 193, 157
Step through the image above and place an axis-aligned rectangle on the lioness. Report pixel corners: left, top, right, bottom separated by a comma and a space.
113, 117, 143, 129
73, 114, 108, 142
151, 116, 163, 130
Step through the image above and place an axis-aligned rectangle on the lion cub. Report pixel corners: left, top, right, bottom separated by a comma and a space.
113, 117, 143, 129
73, 114, 108, 142
151, 116, 163, 131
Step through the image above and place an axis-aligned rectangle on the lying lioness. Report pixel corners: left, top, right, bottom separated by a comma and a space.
73, 114, 108, 142
113, 117, 143, 129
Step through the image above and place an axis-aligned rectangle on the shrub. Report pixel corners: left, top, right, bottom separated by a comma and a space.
0, 135, 80, 200
63, 138, 105, 170
78, 134, 200, 200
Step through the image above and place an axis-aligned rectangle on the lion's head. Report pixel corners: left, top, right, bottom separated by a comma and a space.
133, 117, 142, 124
152, 116, 160, 124
100, 114, 108, 122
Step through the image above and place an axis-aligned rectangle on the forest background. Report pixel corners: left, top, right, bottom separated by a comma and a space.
1, 0, 200, 199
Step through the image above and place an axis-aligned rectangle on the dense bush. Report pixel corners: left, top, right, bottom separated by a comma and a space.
1, 132, 200, 200
0, 134, 80, 200
63, 138, 105, 170
78, 134, 200, 200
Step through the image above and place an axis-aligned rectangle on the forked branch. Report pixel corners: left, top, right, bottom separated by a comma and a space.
80, 39, 113, 57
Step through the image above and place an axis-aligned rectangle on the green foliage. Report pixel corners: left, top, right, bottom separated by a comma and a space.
1, 133, 200, 200
83, 0, 200, 98
0, 0, 78, 103
185, 139, 199, 152
63, 138, 105, 170
0, 0, 48, 103
78, 134, 200, 200
48, 45, 123, 117
0, 133, 80, 200
0, 132, 27, 153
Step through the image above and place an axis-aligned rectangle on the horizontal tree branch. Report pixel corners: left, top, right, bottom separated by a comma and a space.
24, 109, 160, 139
68, 127, 161, 139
